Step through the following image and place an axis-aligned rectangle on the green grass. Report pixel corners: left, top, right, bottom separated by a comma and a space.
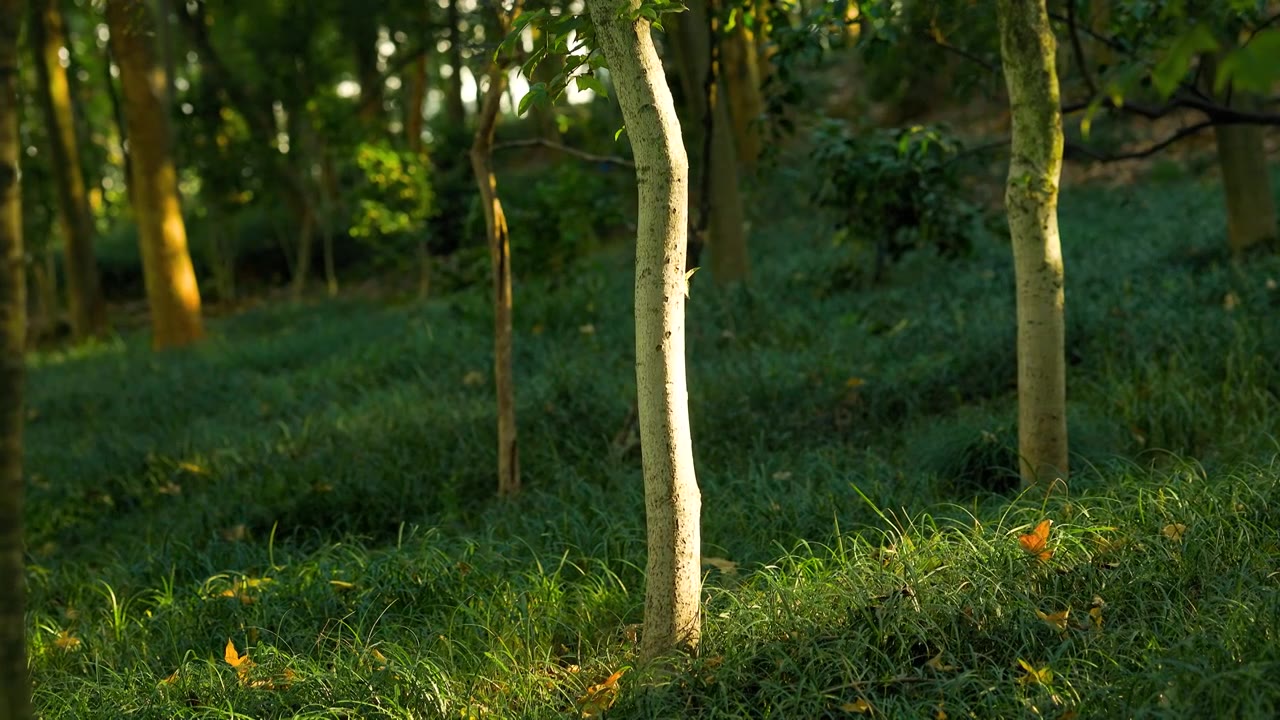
21, 161, 1280, 718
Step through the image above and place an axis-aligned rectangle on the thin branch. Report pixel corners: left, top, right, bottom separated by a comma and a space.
1046, 10, 1136, 59
1067, 120, 1215, 162
923, 32, 999, 75
1066, 0, 1098, 97
491, 137, 635, 167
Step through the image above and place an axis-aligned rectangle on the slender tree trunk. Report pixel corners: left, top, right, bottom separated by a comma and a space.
471, 5, 520, 497
0, 4, 33, 718
445, 0, 467, 127
1215, 122, 1277, 254
997, 0, 1068, 493
107, 0, 204, 349
29, 0, 108, 340
587, 0, 702, 660
670, 0, 750, 283
718, 14, 763, 170
406, 53, 428, 154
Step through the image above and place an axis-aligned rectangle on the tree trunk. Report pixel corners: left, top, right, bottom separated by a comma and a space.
445, 0, 467, 127
1214, 122, 1277, 254
471, 7, 519, 498
669, 0, 750, 283
150, 0, 175, 109
0, 4, 33, 717
406, 53, 428, 155
997, 0, 1068, 493
107, 0, 205, 349
718, 14, 763, 170
29, 0, 109, 340
586, 0, 702, 660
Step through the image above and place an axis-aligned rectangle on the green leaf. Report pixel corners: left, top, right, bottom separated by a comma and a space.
614, 126, 626, 142
575, 73, 609, 98
1152, 25, 1219, 98
518, 84, 548, 116
1216, 29, 1280, 95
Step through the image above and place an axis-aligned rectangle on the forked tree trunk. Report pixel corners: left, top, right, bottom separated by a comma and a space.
670, 0, 750, 283
0, 4, 34, 718
107, 0, 205, 349
586, 0, 702, 660
997, 0, 1068, 493
471, 7, 520, 498
30, 0, 108, 340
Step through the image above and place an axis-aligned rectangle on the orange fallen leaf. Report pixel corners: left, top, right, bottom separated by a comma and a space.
577, 668, 627, 717
54, 629, 81, 651
1036, 608, 1071, 632
1019, 519, 1054, 562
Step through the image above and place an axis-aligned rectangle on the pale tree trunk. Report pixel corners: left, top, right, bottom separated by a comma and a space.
0, 3, 33, 717
669, 0, 750, 283
29, 0, 108, 340
471, 3, 519, 498
107, 0, 205, 349
997, 0, 1068, 493
586, 0, 702, 660
1215, 122, 1277, 255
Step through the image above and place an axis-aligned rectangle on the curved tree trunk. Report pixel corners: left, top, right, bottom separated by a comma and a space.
669, 0, 750, 283
0, 3, 33, 717
107, 0, 205, 349
587, 0, 702, 660
471, 5, 520, 498
30, 0, 108, 340
997, 0, 1068, 493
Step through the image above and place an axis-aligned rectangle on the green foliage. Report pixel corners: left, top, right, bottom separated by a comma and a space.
347, 142, 439, 270
508, 162, 628, 277
810, 121, 987, 283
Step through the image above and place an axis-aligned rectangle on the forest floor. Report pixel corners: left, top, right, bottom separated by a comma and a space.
21, 156, 1280, 718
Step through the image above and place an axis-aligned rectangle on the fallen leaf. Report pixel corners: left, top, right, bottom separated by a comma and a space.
1016, 658, 1052, 686
935, 706, 949, 720
177, 461, 208, 475
221, 524, 248, 542
577, 668, 626, 717
1018, 519, 1054, 562
158, 669, 179, 685
1223, 292, 1239, 311
1036, 608, 1071, 632
701, 556, 739, 575
531, 323, 545, 335
1162, 523, 1187, 542
224, 639, 254, 683
579, 323, 596, 335
840, 698, 873, 714
462, 370, 485, 387
772, 470, 793, 480
54, 629, 81, 651
329, 579, 357, 591
926, 651, 957, 672
845, 377, 866, 388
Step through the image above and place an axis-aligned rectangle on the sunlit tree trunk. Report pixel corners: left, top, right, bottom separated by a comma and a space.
0, 4, 34, 718
718, 14, 763, 170
997, 0, 1068, 493
445, 0, 467, 127
107, 0, 204, 349
669, 0, 750, 283
29, 0, 108, 340
471, 3, 519, 497
587, 0, 701, 660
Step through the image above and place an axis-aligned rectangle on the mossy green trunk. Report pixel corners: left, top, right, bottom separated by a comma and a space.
997, 0, 1068, 492
0, 3, 33, 718
586, 0, 702, 660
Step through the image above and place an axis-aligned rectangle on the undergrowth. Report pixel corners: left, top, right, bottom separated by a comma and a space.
20, 162, 1280, 718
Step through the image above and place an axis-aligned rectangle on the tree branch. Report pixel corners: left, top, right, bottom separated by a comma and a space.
1065, 0, 1098, 97
1066, 120, 1215, 162
491, 137, 634, 167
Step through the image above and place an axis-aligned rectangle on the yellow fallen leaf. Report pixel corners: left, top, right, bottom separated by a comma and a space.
579, 323, 596, 335
1016, 658, 1052, 686
840, 698, 873, 714
330, 579, 357, 591
462, 370, 485, 387
1162, 523, 1187, 542
1036, 608, 1071, 632
54, 629, 81, 651
845, 376, 866, 388
701, 556, 739, 575
926, 651, 957, 672
159, 669, 179, 685
177, 461, 208, 475
935, 706, 948, 720
577, 668, 626, 717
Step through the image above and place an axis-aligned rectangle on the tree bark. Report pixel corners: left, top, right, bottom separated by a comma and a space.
0, 4, 33, 718
669, 0, 750, 283
586, 0, 702, 660
1214, 122, 1277, 255
718, 13, 763, 170
471, 5, 519, 498
406, 53, 428, 155
29, 0, 109, 340
107, 0, 205, 349
445, 0, 467, 127
997, 0, 1068, 493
